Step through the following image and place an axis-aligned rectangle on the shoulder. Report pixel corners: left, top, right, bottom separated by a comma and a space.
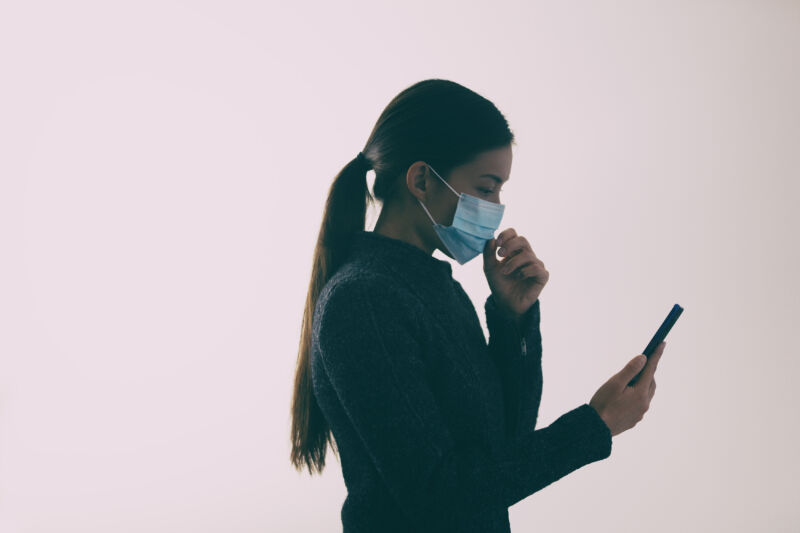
313, 265, 423, 339
318, 265, 415, 317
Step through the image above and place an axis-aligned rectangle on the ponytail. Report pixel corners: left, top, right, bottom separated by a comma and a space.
290, 151, 373, 474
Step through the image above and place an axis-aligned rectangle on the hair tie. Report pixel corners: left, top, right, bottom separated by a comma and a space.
354, 151, 371, 172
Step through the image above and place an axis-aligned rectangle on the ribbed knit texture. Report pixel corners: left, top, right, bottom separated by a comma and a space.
310, 230, 612, 532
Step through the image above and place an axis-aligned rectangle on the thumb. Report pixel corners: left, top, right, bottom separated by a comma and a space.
616, 355, 646, 386
483, 237, 499, 265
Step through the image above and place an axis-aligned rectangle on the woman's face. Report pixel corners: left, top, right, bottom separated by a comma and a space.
432, 144, 512, 217
411, 144, 512, 256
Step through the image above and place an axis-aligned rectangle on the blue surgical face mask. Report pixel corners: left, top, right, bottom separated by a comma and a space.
417, 164, 505, 265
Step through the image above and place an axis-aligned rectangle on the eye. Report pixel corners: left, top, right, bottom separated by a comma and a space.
478, 188, 493, 195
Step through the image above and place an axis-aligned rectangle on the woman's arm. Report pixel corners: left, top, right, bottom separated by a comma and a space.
484, 294, 543, 440
315, 277, 612, 526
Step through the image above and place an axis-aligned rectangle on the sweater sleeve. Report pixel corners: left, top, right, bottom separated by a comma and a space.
484, 294, 544, 439
315, 278, 613, 527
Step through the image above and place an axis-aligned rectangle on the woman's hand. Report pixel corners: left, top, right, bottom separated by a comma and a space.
589, 342, 665, 437
482, 227, 550, 322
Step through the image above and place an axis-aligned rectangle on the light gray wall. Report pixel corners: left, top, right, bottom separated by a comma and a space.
1, 1, 797, 531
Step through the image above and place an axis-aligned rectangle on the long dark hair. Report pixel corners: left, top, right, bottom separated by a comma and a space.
290, 78, 516, 474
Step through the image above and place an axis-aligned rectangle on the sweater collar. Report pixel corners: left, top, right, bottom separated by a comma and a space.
349, 230, 453, 280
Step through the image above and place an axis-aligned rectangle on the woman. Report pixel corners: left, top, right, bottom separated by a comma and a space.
290, 79, 664, 532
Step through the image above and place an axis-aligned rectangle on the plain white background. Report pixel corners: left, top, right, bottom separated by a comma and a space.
1, 1, 798, 531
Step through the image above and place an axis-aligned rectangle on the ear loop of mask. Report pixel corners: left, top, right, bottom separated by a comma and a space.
418, 164, 460, 225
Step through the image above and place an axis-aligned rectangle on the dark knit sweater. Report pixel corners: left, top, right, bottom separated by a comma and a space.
310, 230, 612, 532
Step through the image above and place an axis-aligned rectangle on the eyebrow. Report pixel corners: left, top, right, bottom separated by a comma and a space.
479, 174, 507, 183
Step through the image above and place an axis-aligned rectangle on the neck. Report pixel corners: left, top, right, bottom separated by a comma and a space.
373, 202, 435, 256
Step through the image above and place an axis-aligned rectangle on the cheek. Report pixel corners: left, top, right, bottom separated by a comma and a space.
427, 191, 458, 223
442, 196, 461, 224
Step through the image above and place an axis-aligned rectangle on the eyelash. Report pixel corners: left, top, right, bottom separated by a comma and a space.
478, 188, 493, 195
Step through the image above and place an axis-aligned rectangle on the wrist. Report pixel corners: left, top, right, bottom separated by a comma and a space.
490, 296, 526, 331
490, 295, 516, 320
488, 295, 542, 336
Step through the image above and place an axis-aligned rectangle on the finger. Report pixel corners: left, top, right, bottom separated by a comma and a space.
495, 227, 517, 249
517, 264, 540, 280
649, 379, 656, 401
637, 341, 666, 386
497, 235, 529, 257
500, 253, 537, 276
616, 355, 647, 389
483, 238, 500, 266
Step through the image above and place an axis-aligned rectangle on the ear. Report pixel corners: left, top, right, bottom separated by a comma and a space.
406, 161, 431, 202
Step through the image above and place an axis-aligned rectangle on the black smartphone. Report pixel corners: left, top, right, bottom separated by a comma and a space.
628, 303, 684, 386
